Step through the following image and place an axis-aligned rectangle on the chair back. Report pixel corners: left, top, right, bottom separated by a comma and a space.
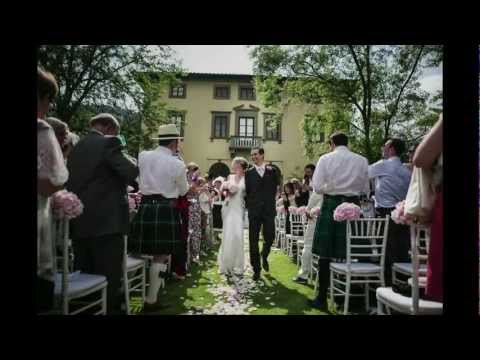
410, 224, 431, 314
346, 216, 390, 268
289, 213, 307, 236
276, 212, 286, 232
51, 212, 71, 309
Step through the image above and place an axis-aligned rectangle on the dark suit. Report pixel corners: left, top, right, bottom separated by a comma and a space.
245, 165, 280, 274
66, 130, 138, 314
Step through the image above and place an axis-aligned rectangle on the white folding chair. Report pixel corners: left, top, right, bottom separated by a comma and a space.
376, 224, 443, 315
330, 217, 390, 315
286, 213, 305, 258
122, 235, 146, 315
275, 212, 287, 252
52, 218, 107, 315
296, 216, 308, 268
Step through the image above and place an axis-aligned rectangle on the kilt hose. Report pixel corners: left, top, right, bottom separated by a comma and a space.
129, 195, 182, 256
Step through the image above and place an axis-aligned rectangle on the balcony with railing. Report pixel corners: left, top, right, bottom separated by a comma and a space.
229, 136, 263, 150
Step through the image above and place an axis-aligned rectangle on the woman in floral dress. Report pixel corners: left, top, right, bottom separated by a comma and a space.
187, 163, 202, 264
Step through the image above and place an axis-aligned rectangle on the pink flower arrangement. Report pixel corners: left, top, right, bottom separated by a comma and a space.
391, 200, 411, 225
52, 190, 84, 220
288, 206, 298, 215
276, 206, 286, 214
333, 202, 361, 222
296, 206, 308, 216
310, 207, 321, 218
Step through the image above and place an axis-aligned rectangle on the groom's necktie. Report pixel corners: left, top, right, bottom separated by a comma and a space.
256, 166, 265, 178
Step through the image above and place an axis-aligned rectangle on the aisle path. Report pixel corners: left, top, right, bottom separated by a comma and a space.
137, 230, 328, 315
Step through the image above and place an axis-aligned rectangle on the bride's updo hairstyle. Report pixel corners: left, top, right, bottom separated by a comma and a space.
232, 157, 249, 171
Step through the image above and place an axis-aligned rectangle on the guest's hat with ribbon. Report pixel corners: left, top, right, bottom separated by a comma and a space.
152, 123, 183, 140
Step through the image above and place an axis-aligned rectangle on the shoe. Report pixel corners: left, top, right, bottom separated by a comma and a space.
261, 257, 269, 272
307, 298, 328, 311
142, 302, 170, 313
252, 272, 261, 281
293, 276, 308, 284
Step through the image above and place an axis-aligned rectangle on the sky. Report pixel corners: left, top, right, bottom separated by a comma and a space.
170, 45, 442, 94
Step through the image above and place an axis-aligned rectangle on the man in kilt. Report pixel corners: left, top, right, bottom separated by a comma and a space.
129, 124, 192, 312
309, 132, 370, 311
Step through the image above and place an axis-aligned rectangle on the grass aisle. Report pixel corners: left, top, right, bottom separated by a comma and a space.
140, 233, 328, 315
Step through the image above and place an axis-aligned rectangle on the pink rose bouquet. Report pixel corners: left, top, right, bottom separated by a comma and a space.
391, 200, 411, 225
333, 202, 361, 222
52, 190, 84, 220
296, 206, 308, 216
276, 206, 286, 214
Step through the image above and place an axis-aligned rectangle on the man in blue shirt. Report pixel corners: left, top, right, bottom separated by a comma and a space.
369, 138, 412, 286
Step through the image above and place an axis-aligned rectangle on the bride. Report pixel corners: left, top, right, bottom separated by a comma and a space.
217, 157, 248, 276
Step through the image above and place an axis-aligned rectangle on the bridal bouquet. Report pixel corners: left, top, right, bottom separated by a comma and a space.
310, 207, 321, 218
276, 206, 286, 214
391, 200, 411, 225
52, 190, 84, 220
333, 202, 361, 222
220, 181, 238, 207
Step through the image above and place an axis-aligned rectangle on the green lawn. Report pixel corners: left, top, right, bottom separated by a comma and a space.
134, 239, 335, 315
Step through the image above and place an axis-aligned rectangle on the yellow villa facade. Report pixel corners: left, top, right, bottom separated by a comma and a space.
158, 73, 320, 181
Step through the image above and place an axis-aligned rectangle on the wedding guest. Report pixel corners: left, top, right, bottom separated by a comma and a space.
187, 162, 202, 263
62, 131, 80, 160
197, 177, 213, 250
368, 138, 412, 286
293, 191, 324, 284
293, 178, 309, 207
309, 132, 369, 311
211, 177, 225, 235
171, 150, 189, 280
412, 114, 443, 302
403, 144, 418, 171
277, 182, 297, 234
129, 124, 193, 310
45, 117, 68, 149
37, 67, 69, 313
67, 113, 138, 315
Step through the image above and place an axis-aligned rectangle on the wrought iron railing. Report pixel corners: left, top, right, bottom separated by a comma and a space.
229, 136, 263, 150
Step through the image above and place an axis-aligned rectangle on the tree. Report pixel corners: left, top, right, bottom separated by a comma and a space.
250, 45, 442, 162
38, 45, 183, 156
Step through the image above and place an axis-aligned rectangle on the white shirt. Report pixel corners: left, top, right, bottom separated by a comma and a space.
312, 146, 370, 197
138, 146, 189, 198
254, 163, 266, 177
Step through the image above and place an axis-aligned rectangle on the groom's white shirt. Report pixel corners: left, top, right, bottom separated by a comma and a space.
254, 163, 266, 177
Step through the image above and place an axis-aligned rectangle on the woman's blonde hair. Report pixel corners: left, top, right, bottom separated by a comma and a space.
231, 156, 249, 171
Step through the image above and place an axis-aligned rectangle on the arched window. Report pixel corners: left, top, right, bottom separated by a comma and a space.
209, 161, 230, 180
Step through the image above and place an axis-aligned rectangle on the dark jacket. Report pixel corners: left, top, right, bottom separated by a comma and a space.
66, 131, 139, 239
245, 165, 280, 217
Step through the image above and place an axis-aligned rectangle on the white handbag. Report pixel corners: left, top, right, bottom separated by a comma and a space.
404, 165, 436, 223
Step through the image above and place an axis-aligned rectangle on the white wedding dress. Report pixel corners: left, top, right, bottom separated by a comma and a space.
218, 175, 246, 275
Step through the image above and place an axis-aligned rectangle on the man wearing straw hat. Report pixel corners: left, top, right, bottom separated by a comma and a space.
129, 123, 193, 312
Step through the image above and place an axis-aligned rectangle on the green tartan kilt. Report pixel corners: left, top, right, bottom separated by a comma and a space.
128, 196, 182, 255
312, 195, 360, 259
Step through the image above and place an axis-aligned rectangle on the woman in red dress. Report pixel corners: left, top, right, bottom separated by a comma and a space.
413, 114, 443, 302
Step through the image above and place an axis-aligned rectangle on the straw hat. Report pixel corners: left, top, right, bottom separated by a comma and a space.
152, 123, 183, 140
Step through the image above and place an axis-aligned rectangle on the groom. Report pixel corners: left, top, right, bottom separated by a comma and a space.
245, 147, 280, 281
